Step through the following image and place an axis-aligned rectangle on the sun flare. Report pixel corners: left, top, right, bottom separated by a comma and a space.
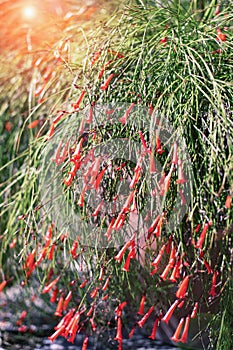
22, 6, 36, 20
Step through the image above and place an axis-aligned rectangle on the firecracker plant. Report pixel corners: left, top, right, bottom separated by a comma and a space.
0, 1, 232, 350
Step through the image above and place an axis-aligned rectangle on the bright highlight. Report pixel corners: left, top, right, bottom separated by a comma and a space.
22, 6, 36, 19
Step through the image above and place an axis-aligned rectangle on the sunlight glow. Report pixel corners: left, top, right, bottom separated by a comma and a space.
22, 6, 36, 20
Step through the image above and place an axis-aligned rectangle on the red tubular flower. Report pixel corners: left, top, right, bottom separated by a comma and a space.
154, 215, 165, 237
54, 295, 64, 317
160, 244, 176, 281
122, 249, 135, 272
148, 318, 160, 340
87, 305, 95, 317
114, 240, 132, 263
50, 287, 58, 303
19, 310, 27, 321
225, 195, 232, 209
155, 132, 164, 154
163, 173, 171, 194
209, 271, 218, 297
216, 28, 226, 42
122, 190, 136, 213
35, 247, 48, 267
63, 291, 72, 311
70, 241, 79, 259
128, 325, 136, 339
191, 301, 198, 319
102, 276, 110, 291
177, 300, 185, 309
86, 102, 95, 124
114, 317, 123, 341
48, 325, 65, 342
215, 5, 220, 16
112, 212, 126, 230
148, 214, 160, 237
196, 222, 211, 249
44, 226, 53, 248
179, 316, 190, 343
176, 276, 190, 299
34, 56, 44, 67
137, 295, 146, 315
161, 299, 180, 324
24, 249, 36, 273
151, 244, 166, 269
118, 103, 135, 125
172, 142, 178, 164
53, 111, 65, 124
90, 318, 97, 332
53, 140, 69, 165
91, 50, 102, 65
160, 37, 167, 44
150, 152, 156, 173
90, 156, 101, 184
78, 186, 86, 207
129, 168, 141, 188
28, 120, 39, 129
160, 263, 172, 281
34, 85, 45, 97
115, 302, 127, 317
94, 168, 106, 190
102, 294, 109, 300
159, 171, 172, 196
80, 279, 88, 288
100, 73, 115, 90
149, 103, 154, 115
98, 59, 113, 79
92, 201, 104, 217
55, 308, 75, 330
98, 266, 104, 281
48, 244, 56, 260
203, 259, 212, 274
179, 189, 186, 205
43, 67, 53, 81
72, 90, 86, 110
42, 276, 60, 294
105, 217, 116, 241
171, 317, 184, 342
67, 322, 79, 343
46, 123, 55, 140
65, 311, 80, 339
169, 257, 181, 282
137, 306, 155, 328
72, 137, 84, 161
176, 159, 186, 184
90, 287, 99, 299
139, 131, 150, 153
82, 336, 89, 350
9, 238, 17, 249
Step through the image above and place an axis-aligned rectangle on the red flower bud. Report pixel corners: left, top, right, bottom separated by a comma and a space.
176, 276, 190, 299
179, 316, 190, 343
191, 301, 198, 319
171, 317, 184, 342
148, 318, 159, 340
100, 73, 115, 90
137, 295, 146, 315
161, 299, 179, 324
137, 306, 155, 328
